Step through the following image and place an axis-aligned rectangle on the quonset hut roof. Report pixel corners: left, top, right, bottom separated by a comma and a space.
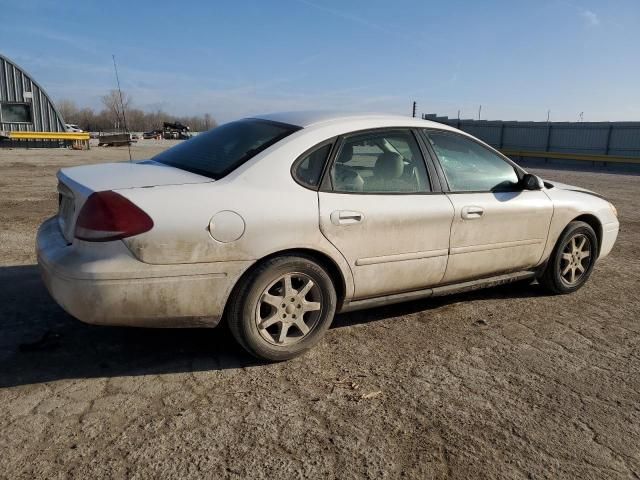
0, 53, 66, 132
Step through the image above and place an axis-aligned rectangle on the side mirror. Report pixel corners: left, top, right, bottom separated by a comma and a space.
521, 173, 543, 190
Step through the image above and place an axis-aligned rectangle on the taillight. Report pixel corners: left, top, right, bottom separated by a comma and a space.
74, 191, 153, 242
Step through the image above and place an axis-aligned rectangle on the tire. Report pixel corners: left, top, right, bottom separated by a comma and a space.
539, 220, 598, 294
227, 255, 337, 361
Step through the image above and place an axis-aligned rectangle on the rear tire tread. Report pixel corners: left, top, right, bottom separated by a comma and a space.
226, 255, 337, 361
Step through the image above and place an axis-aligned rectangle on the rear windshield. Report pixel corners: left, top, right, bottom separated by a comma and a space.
152, 118, 300, 179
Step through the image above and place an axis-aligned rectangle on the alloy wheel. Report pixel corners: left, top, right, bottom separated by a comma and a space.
254, 272, 323, 346
560, 233, 592, 286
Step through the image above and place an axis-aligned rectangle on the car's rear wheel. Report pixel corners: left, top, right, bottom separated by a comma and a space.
539, 220, 598, 294
227, 255, 337, 361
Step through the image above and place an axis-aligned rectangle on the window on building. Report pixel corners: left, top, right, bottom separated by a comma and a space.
0, 102, 33, 123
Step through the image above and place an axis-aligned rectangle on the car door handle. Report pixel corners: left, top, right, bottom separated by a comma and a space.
461, 206, 484, 219
330, 210, 364, 225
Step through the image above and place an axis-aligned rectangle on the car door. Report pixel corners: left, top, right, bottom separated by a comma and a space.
317, 129, 454, 299
422, 129, 553, 284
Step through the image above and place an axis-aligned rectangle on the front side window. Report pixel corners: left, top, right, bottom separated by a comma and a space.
426, 131, 519, 192
330, 130, 430, 193
0, 102, 32, 123
153, 118, 300, 179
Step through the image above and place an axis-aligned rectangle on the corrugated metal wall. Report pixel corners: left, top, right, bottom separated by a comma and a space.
424, 114, 640, 158
0, 54, 65, 133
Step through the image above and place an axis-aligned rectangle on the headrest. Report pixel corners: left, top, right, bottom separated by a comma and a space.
374, 152, 404, 179
337, 144, 353, 163
342, 171, 364, 192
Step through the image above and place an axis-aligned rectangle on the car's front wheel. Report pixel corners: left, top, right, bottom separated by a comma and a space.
227, 255, 337, 361
539, 220, 598, 294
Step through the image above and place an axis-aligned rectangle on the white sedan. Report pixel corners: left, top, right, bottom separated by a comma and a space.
37, 112, 619, 360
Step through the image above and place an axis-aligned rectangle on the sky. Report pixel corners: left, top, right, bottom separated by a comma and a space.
1, 0, 639, 123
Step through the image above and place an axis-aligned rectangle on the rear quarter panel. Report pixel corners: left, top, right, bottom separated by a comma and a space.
118, 131, 358, 300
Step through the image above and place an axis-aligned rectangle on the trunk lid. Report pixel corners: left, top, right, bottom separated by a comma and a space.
59, 160, 212, 192
56, 160, 212, 243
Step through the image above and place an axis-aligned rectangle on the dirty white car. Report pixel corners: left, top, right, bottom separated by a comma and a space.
37, 112, 619, 360
64, 123, 84, 133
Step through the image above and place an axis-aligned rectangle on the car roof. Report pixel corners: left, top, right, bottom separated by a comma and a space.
253, 110, 451, 131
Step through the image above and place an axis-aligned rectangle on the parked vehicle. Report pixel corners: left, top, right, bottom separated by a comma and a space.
37, 112, 619, 360
142, 130, 162, 140
65, 123, 84, 133
163, 121, 191, 140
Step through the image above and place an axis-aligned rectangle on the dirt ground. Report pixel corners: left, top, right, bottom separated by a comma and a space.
1, 142, 639, 479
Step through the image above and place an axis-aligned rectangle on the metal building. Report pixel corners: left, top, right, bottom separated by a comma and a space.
0, 53, 66, 134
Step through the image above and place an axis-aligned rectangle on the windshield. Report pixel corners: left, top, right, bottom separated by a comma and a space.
152, 118, 301, 179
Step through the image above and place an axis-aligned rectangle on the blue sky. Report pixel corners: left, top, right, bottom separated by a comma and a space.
1, 0, 639, 122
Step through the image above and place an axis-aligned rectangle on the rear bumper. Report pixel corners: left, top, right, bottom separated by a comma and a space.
36, 217, 252, 327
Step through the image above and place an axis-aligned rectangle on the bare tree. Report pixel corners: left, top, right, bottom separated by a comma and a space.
57, 91, 217, 133
204, 113, 213, 131
57, 99, 79, 123
100, 89, 131, 131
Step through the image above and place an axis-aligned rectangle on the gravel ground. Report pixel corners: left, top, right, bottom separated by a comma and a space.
1, 143, 639, 479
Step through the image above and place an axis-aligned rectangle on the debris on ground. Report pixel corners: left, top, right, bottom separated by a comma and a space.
361, 391, 383, 399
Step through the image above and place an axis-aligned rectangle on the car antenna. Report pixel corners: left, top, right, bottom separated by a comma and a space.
112, 54, 132, 163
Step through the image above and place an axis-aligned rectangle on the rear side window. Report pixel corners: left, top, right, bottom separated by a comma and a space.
330, 130, 430, 193
426, 131, 519, 192
293, 143, 332, 188
153, 118, 300, 179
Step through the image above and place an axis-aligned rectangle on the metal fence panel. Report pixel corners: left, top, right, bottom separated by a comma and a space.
502, 124, 548, 151
609, 127, 640, 157
424, 114, 640, 161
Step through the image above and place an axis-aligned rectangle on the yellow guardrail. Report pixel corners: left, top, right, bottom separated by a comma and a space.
500, 149, 640, 164
9, 131, 90, 141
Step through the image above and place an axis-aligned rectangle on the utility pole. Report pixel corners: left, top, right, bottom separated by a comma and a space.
412, 101, 417, 118
478, 105, 482, 120
547, 110, 551, 122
